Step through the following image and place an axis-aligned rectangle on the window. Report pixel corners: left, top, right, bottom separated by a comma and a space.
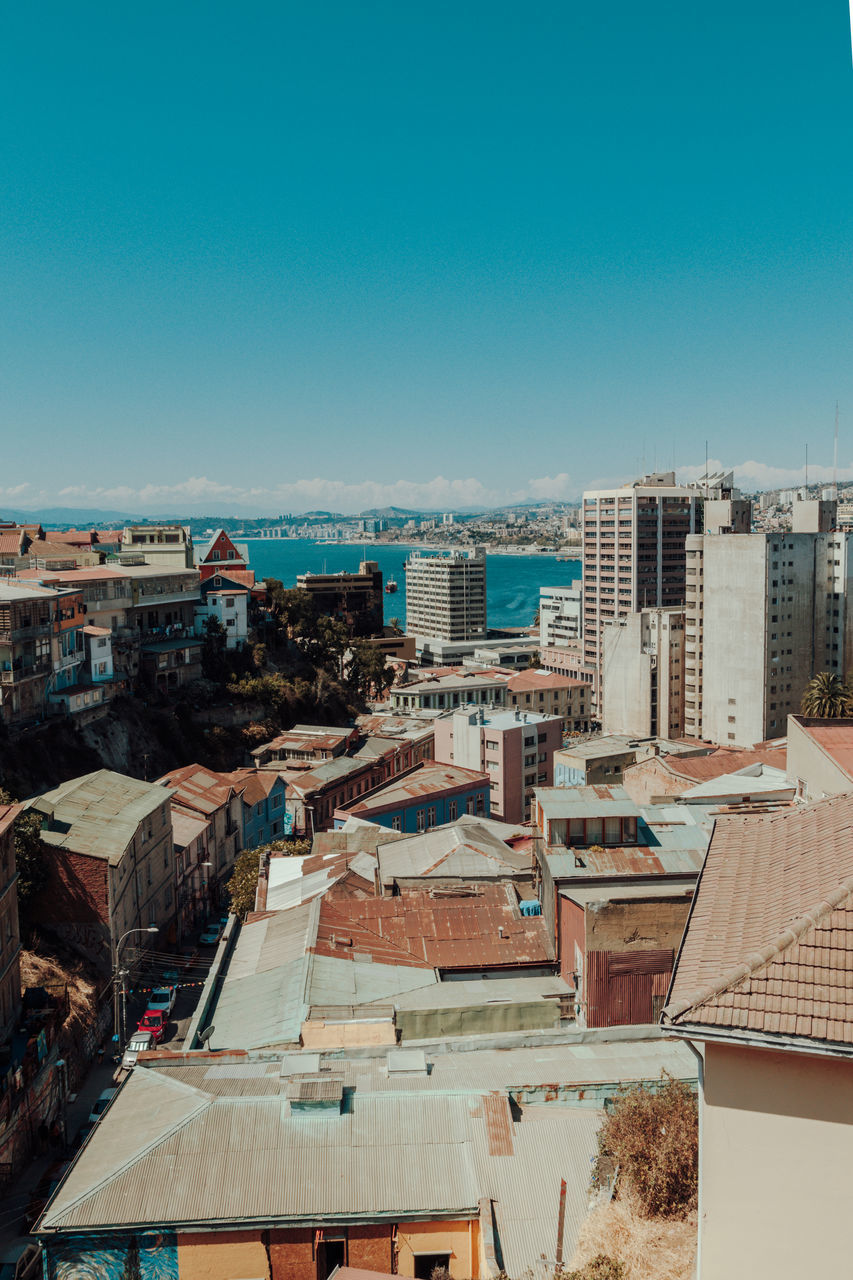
416, 809, 426, 831
426, 806, 436, 828
271, 793, 282, 809
391, 816, 402, 832
447, 800, 457, 821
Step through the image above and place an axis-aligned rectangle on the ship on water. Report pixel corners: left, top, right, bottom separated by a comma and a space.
385, 577, 398, 593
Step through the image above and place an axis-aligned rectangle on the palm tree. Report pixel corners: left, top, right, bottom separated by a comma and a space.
800, 671, 853, 718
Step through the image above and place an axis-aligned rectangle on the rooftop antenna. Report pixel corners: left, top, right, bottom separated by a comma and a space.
805, 443, 808, 489
834, 401, 839, 499
704, 440, 709, 499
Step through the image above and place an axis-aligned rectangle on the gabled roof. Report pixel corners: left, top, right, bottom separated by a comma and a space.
155, 764, 237, 815
376, 816, 531, 887
32, 770, 173, 865
225, 768, 285, 807
663, 793, 853, 1050
648, 743, 786, 785
198, 529, 249, 565
338, 763, 489, 818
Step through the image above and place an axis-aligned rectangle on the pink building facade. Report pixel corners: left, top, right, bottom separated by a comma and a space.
434, 707, 563, 824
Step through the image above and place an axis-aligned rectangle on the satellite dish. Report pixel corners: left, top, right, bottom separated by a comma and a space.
198, 1025, 215, 1046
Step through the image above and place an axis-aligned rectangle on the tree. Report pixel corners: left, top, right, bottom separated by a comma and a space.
801, 671, 853, 718
347, 640, 394, 702
0, 788, 46, 910
200, 615, 229, 682
226, 846, 262, 920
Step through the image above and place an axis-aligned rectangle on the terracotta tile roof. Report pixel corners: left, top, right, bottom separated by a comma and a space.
663, 793, 853, 1048
790, 716, 853, 784
316, 882, 553, 969
505, 670, 586, 692
0, 531, 25, 555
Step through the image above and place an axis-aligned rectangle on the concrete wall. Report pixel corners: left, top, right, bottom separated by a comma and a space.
785, 715, 853, 800
621, 756, 691, 805
701, 1040, 853, 1279
602, 615, 653, 737
396, 1219, 478, 1279
584, 897, 691, 952
178, 1230, 270, 1280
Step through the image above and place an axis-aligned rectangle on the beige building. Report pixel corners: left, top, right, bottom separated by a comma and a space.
405, 547, 486, 643
504, 667, 590, 732
120, 524, 195, 569
785, 713, 853, 799
684, 503, 853, 746
602, 607, 685, 739
663, 793, 853, 1280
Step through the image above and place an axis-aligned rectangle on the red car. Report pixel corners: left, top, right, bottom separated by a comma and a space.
137, 1009, 166, 1043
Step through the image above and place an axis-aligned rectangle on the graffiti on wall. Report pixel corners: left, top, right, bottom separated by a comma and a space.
47, 1233, 178, 1280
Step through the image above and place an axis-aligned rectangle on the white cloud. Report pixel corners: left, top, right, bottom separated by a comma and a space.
520, 473, 576, 501
677, 456, 853, 491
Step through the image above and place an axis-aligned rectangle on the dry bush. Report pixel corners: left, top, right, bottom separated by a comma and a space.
565, 1254, 625, 1279
569, 1188, 696, 1280
595, 1076, 697, 1218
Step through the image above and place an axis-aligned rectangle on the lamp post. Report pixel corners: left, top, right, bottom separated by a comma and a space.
113, 925, 158, 1050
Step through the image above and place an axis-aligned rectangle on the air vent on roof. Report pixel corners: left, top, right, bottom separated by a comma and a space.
286, 1077, 344, 1113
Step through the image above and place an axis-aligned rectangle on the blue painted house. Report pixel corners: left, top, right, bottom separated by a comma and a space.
227, 769, 290, 848
333, 762, 490, 833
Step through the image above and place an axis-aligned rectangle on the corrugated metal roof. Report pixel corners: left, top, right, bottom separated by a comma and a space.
342, 764, 489, 817
535, 785, 641, 819
376, 817, 530, 886
307, 954, 438, 1008
40, 1039, 692, 1274
33, 770, 174, 865
380, 975, 569, 1011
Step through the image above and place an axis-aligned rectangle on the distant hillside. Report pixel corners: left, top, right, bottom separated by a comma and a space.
0, 506, 140, 526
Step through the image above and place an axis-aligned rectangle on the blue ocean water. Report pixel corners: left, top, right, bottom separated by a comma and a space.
245, 539, 581, 631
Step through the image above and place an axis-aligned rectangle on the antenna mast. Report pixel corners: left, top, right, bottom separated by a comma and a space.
834, 401, 839, 499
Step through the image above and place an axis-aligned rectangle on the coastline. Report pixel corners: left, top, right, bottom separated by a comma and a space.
242, 537, 577, 559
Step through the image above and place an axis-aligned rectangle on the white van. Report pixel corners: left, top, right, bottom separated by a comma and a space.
122, 1029, 154, 1070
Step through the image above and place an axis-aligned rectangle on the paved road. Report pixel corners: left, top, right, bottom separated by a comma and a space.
0, 939, 215, 1254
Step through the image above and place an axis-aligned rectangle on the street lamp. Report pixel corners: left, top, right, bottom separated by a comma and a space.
113, 925, 158, 1049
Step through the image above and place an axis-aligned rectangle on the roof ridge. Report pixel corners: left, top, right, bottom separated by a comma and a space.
665, 876, 853, 1024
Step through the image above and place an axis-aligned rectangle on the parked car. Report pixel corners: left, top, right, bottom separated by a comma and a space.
146, 986, 176, 1017
68, 1120, 95, 1153
122, 1029, 155, 1070
199, 925, 221, 946
23, 1162, 70, 1230
0, 1243, 42, 1280
137, 1009, 166, 1042
88, 1088, 118, 1124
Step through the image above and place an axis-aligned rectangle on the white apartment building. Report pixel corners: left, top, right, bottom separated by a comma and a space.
684, 501, 853, 747
405, 547, 487, 643
539, 583, 582, 649
602, 607, 685, 740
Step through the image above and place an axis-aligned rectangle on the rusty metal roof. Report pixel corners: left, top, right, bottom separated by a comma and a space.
790, 716, 853, 784
315, 882, 553, 969
339, 763, 489, 817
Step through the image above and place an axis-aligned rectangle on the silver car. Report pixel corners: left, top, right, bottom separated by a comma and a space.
122, 1029, 154, 1070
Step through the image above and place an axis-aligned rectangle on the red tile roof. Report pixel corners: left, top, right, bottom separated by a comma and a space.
505, 670, 586, 692
663, 793, 853, 1048
316, 882, 553, 969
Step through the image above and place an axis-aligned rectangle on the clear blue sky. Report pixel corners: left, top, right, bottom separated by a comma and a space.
2, 1, 853, 513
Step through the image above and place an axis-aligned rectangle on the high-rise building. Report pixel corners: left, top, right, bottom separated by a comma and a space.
405, 547, 487, 642
684, 500, 853, 747
539, 583, 583, 649
582, 472, 732, 713
602, 606, 686, 740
